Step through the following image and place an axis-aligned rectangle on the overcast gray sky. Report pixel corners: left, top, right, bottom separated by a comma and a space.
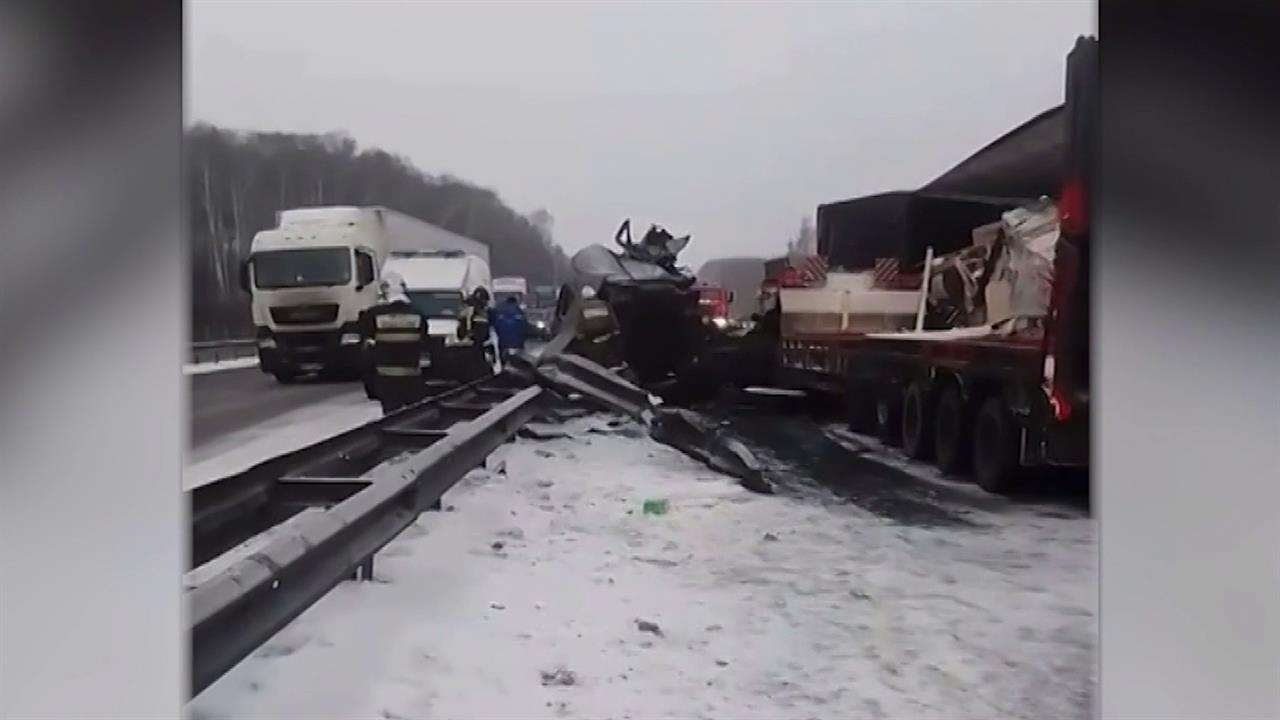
189, 0, 1094, 269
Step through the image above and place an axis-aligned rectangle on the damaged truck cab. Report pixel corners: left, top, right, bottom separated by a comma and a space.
559, 220, 709, 398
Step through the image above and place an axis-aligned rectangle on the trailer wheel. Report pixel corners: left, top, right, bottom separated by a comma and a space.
874, 387, 903, 447
900, 381, 934, 460
934, 385, 971, 475
973, 396, 1020, 494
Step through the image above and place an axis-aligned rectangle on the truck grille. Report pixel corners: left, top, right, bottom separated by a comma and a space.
270, 304, 339, 325
273, 331, 338, 351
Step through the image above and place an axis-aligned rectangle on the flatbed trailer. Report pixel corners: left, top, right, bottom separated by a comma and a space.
842, 321, 1087, 493
777, 35, 1095, 494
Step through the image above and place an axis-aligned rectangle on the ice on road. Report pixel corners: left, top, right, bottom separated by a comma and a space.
192, 415, 1094, 720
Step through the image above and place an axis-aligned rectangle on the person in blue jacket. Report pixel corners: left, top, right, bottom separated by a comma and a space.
489, 295, 529, 357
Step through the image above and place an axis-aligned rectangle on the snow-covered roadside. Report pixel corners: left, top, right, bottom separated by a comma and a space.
184, 392, 379, 490
190, 414, 1095, 720
185, 356, 259, 375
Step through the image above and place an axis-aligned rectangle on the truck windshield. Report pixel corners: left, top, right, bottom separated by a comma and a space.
253, 248, 352, 289
407, 291, 464, 318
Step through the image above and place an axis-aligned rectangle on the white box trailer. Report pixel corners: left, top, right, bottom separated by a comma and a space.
243, 205, 489, 383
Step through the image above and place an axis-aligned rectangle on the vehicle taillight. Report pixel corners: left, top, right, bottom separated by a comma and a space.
1059, 176, 1087, 238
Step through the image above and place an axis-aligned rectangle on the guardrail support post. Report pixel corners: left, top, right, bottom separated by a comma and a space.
350, 556, 375, 581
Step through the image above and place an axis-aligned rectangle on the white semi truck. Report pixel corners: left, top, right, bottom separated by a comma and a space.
240, 206, 488, 383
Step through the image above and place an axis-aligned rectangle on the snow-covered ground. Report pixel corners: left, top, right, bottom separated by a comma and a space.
185, 356, 259, 375
189, 413, 1095, 720
184, 392, 379, 490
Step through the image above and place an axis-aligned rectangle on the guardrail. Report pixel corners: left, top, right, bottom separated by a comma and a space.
189, 338, 257, 365
185, 322, 768, 702
186, 374, 554, 698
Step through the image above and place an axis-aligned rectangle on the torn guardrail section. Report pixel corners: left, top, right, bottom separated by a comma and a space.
650, 407, 774, 495
523, 350, 772, 494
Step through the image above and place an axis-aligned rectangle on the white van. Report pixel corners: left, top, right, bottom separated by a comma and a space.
241, 206, 488, 383
381, 250, 499, 378
492, 276, 529, 307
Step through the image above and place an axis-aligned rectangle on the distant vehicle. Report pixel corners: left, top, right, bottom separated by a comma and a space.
381, 249, 494, 380
525, 306, 555, 340
696, 285, 734, 330
492, 276, 529, 307
532, 284, 558, 309
240, 205, 488, 383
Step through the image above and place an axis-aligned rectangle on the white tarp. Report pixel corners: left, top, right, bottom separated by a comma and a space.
996, 198, 1059, 320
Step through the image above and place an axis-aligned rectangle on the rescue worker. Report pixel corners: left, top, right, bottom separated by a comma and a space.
456, 287, 497, 378
363, 272, 429, 414
571, 285, 620, 366
490, 295, 529, 359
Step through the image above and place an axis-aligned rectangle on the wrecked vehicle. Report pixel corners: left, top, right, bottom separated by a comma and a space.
555, 220, 712, 398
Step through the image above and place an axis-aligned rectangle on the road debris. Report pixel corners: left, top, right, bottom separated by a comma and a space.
635, 619, 664, 637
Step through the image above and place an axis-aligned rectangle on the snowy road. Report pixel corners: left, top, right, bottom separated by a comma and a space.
189, 411, 1095, 720
185, 370, 377, 491
188, 366, 364, 453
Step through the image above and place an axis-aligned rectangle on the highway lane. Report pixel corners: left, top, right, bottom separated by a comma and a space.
188, 367, 364, 451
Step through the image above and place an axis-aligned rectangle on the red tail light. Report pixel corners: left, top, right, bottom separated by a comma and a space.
1059, 177, 1087, 237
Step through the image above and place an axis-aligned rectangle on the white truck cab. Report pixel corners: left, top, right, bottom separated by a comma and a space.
242, 207, 385, 382
241, 206, 490, 383
381, 250, 497, 379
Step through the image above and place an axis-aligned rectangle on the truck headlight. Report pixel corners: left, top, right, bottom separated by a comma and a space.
340, 333, 361, 345
258, 338, 277, 349
533, 320, 547, 330
712, 317, 729, 329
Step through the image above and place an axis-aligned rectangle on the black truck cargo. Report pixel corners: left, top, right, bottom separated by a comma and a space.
817, 104, 1066, 272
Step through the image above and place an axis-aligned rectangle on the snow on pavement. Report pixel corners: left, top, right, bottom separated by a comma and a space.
185, 356, 260, 375
185, 392, 379, 490
190, 414, 1095, 720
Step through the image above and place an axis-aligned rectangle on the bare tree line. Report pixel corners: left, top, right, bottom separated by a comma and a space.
187, 124, 572, 342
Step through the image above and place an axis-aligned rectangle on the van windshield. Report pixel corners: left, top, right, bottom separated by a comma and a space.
253, 248, 352, 289
494, 291, 525, 306
407, 291, 464, 318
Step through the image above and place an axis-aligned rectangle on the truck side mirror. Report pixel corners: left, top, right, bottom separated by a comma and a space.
355, 251, 375, 290
728, 291, 735, 303
238, 259, 251, 293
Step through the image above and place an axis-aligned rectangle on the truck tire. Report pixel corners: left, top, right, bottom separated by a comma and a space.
273, 370, 298, 384
874, 387, 903, 447
900, 381, 934, 460
933, 385, 971, 475
973, 396, 1020, 494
